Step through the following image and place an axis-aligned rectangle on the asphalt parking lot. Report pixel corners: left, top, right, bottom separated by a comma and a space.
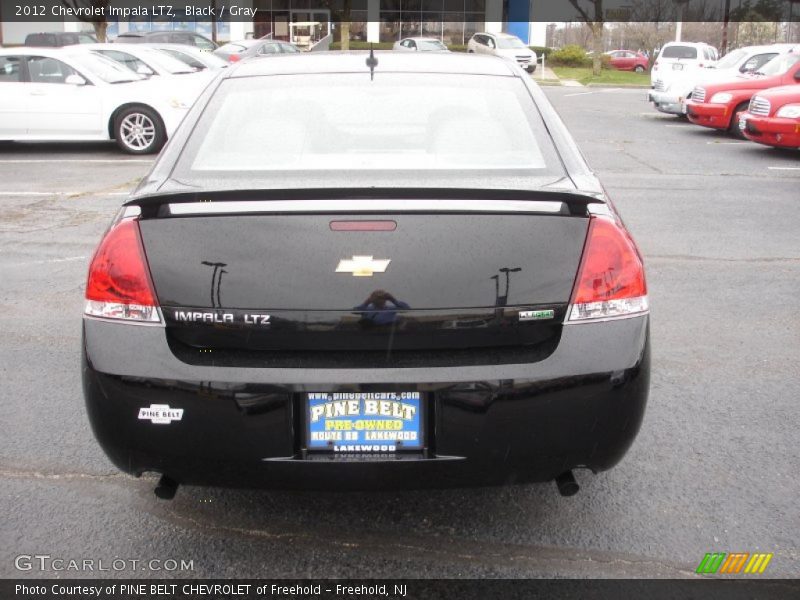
1, 87, 798, 579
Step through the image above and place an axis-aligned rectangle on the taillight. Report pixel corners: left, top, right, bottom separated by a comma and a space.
229, 54, 241, 63
84, 219, 161, 323
568, 216, 648, 322
653, 61, 659, 70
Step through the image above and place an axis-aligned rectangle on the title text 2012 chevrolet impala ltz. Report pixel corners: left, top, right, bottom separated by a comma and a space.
82, 52, 650, 498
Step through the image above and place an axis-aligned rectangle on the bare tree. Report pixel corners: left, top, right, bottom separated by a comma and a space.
568, 1, 604, 75
321, 0, 351, 50
59, 0, 111, 41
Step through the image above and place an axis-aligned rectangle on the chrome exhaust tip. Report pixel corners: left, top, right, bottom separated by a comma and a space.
555, 470, 579, 497
154, 474, 178, 500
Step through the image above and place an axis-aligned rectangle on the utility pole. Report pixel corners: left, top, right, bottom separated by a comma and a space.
674, 0, 689, 42
211, 0, 217, 43
721, 0, 731, 54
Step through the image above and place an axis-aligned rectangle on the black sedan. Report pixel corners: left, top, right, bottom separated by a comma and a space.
82, 52, 650, 498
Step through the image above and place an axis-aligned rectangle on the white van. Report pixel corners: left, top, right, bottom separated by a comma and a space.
650, 42, 719, 89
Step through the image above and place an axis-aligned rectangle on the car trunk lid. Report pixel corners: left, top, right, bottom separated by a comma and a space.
134, 193, 595, 354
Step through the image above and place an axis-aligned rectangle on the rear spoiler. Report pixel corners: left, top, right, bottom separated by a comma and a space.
126, 188, 607, 219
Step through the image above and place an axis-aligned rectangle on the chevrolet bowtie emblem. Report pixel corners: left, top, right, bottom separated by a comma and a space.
336, 255, 391, 277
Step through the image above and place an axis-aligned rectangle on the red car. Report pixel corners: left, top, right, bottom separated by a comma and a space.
607, 50, 649, 72
741, 85, 800, 149
685, 51, 800, 138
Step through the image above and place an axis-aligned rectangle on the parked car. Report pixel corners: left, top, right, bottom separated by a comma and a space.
82, 52, 649, 497
213, 39, 301, 63
606, 50, 648, 72
685, 50, 800, 138
467, 33, 537, 73
650, 42, 718, 89
114, 31, 217, 51
24, 31, 97, 47
142, 44, 229, 72
740, 85, 800, 149
0, 47, 196, 153
650, 44, 796, 116
393, 37, 449, 52
85, 43, 205, 78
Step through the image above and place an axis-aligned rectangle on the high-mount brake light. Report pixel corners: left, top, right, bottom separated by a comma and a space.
84, 218, 161, 323
567, 216, 648, 322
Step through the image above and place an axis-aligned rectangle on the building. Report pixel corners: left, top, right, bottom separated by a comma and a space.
1, 0, 547, 47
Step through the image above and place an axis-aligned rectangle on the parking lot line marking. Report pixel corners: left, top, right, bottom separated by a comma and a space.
768, 166, 800, 171
639, 113, 679, 119
565, 92, 595, 97
706, 141, 749, 145
6, 256, 88, 266
0, 191, 132, 196
0, 191, 80, 196
0, 159, 153, 164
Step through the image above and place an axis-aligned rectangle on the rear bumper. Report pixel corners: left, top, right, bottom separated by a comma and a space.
649, 90, 685, 115
686, 101, 730, 129
742, 115, 800, 149
82, 315, 650, 489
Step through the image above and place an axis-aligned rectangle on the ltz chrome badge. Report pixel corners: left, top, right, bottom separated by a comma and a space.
519, 309, 555, 321
336, 255, 391, 277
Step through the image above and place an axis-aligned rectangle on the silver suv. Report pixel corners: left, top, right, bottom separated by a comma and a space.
467, 32, 537, 73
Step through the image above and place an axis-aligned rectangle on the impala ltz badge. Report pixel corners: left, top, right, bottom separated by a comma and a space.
336, 255, 391, 277
172, 310, 271, 326
138, 404, 184, 425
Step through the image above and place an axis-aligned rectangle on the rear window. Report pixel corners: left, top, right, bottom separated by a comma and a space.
661, 46, 698, 60
715, 48, 746, 69
175, 73, 565, 189
418, 40, 447, 51
218, 43, 247, 53
160, 49, 205, 70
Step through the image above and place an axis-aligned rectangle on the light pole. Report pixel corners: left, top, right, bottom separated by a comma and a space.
497, 267, 522, 306
201, 261, 228, 308
674, 0, 690, 42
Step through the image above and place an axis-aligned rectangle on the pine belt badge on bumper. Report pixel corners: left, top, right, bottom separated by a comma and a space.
138, 404, 184, 425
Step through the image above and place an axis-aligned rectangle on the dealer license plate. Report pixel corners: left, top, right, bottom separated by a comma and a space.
739, 116, 748, 130
306, 392, 424, 452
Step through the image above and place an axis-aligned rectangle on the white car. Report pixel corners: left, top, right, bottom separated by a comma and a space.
467, 32, 537, 73
392, 37, 449, 52
649, 44, 796, 116
0, 47, 199, 154
650, 42, 718, 90
84, 43, 213, 79
141, 44, 230, 72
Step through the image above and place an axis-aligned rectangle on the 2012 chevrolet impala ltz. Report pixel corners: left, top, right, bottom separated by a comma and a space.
82, 51, 650, 498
